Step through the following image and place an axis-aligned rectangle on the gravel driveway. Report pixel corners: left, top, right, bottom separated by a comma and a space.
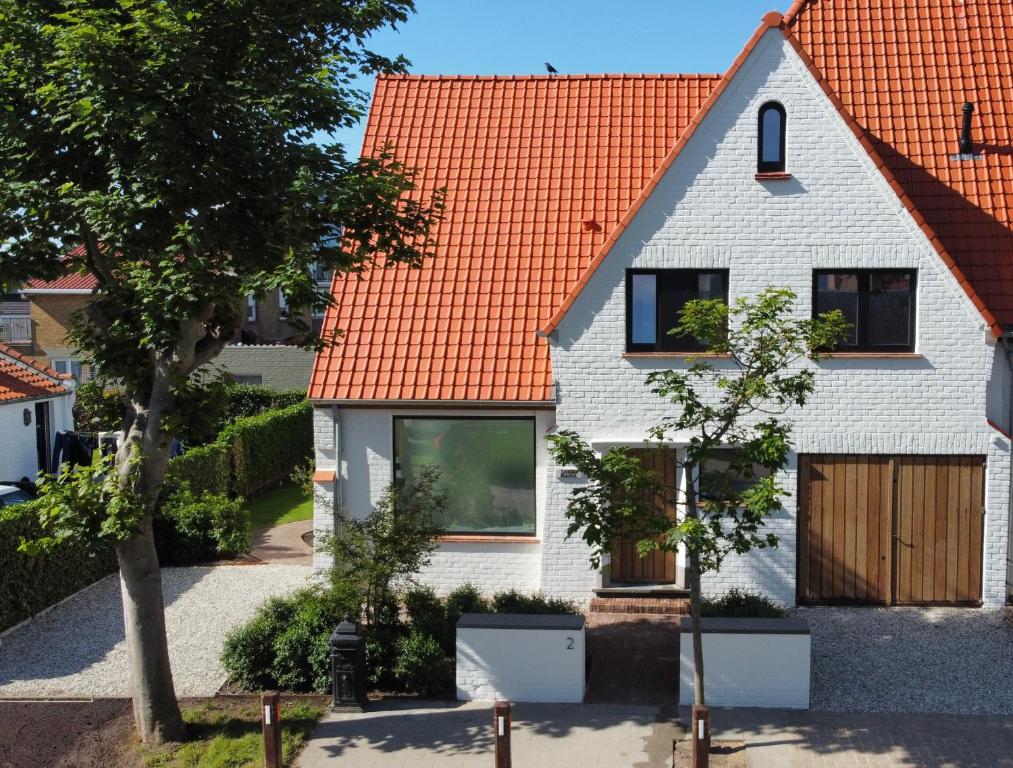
0, 565, 311, 698
802, 606, 1013, 714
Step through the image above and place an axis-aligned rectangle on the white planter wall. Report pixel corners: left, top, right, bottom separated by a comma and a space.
679, 617, 811, 709
456, 614, 585, 703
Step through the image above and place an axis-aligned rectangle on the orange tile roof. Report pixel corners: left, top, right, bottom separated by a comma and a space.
787, 0, 1013, 327
310, 74, 720, 401
23, 245, 98, 292
0, 344, 70, 403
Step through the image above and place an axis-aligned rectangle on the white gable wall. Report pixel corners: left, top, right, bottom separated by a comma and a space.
547, 30, 1010, 606
0, 393, 75, 481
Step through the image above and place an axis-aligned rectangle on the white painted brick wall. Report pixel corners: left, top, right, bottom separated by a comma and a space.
679, 629, 811, 708
313, 30, 1012, 608
313, 407, 550, 595
548, 30, 1010, 607
456, 626, 585, 703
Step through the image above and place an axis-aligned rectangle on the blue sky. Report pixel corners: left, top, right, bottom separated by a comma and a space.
333, 0, 793, 155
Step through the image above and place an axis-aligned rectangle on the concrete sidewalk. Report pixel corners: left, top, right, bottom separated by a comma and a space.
707, 708, 1013, 768
297, 700, 678, 767
298, 701, 1013, 768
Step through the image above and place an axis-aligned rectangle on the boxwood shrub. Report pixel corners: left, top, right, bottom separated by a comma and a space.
0, 500, 117, 632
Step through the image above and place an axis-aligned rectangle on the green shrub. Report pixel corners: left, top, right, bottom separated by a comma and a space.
394, 631, 452, 696
445, 583, 491, 627
163, 441, 232, 498
221, 401, 313, 498
404, 586, 453, 654
157, 487, 250, 564
220, 383, 305, 425
221, 582, 362, 693
72, 381, 124, 433
700, 588, 786, 618
491, 589, 580, 616
0, 500, 117, 632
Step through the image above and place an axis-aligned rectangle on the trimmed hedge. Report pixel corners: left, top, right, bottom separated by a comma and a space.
0, 500, 118, 632
221, 401, 313, 498
164, 441, 231, 497
165, 400, 312, 501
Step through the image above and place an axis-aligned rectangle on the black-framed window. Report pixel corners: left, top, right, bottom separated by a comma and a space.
392, 416, 536, 536
626, 269, 728, 353
757, 101, 786, 173
813, 270, 916, 352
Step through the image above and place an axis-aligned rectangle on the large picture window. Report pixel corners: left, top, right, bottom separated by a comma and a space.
813, 270, 916, 352
393, 417, 536, 536
626, 269, 728, 353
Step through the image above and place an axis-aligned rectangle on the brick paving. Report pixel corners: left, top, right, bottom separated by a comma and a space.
585, 612, 681, 705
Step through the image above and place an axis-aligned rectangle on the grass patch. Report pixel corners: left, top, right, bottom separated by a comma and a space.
142, 698, 324, 768
246, 483, 313, 531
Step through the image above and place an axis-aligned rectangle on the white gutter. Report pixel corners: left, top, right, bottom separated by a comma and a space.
308, 398, 556, 409
19, 288, 94, 296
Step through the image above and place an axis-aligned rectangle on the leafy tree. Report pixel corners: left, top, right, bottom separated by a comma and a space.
0, 0, 442, 743
548, 288, 847, 721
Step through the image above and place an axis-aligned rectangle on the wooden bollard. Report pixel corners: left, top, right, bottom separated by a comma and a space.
493, 700, 512, 768
262, 690, 282, 768
691, 703, 710, 768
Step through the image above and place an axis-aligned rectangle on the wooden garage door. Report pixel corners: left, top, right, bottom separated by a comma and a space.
798, 455, 984, 606
610, 448, 678, 584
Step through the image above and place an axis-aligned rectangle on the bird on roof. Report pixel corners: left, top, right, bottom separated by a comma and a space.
545, 62, 558, 75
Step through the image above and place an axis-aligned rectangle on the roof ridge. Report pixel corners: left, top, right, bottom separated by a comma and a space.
376, 73, 723, 82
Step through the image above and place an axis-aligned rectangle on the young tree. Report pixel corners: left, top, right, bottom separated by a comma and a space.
548, 288, 846, 721
0, 0, 443, 743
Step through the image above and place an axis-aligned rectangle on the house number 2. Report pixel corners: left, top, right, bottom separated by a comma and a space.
566, 637, 574, 650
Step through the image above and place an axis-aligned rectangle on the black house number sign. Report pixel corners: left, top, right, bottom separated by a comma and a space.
566, 637, 574, 650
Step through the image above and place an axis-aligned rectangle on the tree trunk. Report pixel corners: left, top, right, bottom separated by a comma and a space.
115, 516, 184, 744
685, 461, 706, 707
688, 548, 705, 706
113, 368, 186, 744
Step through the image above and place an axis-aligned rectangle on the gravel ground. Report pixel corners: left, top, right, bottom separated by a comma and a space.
802, 606, 1013, 714
0, 565, 311, 698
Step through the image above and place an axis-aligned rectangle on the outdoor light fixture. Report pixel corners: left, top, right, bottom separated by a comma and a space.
22, 408, 31, 426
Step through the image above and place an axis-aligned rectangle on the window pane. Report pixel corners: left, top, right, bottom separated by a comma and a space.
394, 418, 535, 535
697, 272, 726, 301
630, 273, 657, 345
815, 273, 859, 346
660, 271, 727, 352
761, 108, 782, 163
868, 273, 912, 347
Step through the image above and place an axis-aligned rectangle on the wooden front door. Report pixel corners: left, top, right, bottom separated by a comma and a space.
798, 455, 985, 606
609, 448, 678, 584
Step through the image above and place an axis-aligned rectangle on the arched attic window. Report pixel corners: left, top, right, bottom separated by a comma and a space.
757, 101, 786, 173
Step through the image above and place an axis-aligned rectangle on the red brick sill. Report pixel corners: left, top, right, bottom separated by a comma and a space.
439, 535, 540, 544
755, 172, 793, 181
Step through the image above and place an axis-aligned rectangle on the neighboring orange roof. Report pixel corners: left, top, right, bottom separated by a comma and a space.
23, 245, 97, 292
309, 74, 720, 401
787, 0, 1013, 329
0, 344, 70, 403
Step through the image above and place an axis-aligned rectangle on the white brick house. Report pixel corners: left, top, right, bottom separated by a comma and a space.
311, 6, 1013, 608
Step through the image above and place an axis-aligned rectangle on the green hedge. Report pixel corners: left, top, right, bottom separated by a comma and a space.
0, 500, 118, 632
164, 441, 232, 497
219, 400, 313, 498
166, 400, 312, 501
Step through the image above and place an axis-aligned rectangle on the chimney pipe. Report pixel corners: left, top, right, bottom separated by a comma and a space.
959, 102, 975, 155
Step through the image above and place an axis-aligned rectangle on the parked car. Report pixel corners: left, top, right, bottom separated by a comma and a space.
0, 479, 38, 508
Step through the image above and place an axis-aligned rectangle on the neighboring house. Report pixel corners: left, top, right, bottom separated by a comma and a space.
0, 344, 75, 480
311, 1, 1013, 609
18, 245, 329, 389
